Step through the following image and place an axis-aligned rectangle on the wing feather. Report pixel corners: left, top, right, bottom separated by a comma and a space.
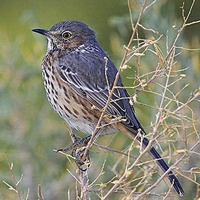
56, 50, 143, 132
57, 64, 125, 117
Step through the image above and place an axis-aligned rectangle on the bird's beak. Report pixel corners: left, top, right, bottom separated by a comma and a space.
32, 28, 49, 36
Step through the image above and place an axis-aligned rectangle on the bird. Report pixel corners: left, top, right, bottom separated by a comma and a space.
32, 20, 184, 196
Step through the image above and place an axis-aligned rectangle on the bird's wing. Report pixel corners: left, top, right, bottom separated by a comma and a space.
57, 64, 126, 118
56, 53, 143, 132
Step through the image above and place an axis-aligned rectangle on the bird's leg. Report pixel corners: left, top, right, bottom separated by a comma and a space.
57, 134, 91, 171
56, 129, 80, 152
73, 135, 91, 171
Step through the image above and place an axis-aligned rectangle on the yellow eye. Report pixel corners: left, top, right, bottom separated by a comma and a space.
62, 31, 72, 39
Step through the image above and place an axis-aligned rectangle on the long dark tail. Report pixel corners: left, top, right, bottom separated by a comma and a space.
142, 137, 184, 196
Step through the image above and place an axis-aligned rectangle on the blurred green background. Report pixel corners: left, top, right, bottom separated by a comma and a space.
0, 0, 199, 199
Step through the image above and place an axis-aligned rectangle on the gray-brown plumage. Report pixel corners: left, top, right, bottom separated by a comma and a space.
32, 21, 184, 196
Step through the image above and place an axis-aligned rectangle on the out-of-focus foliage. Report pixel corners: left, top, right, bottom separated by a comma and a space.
0, 0, 199, 199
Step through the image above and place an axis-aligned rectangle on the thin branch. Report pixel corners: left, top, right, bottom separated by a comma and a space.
3, 155, 23, 200
136, 141, 199, 198
79, 170, 89, 200
82, 0, 148, 161
38, 184, 45, 200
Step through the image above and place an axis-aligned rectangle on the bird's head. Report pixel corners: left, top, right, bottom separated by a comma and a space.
32, 21, 96, 51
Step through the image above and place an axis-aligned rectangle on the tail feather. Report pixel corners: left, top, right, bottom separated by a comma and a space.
142, 137, 184, 196
118, 121, 184, 195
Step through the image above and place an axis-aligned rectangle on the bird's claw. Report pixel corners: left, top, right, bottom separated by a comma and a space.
56, 135, 91, 171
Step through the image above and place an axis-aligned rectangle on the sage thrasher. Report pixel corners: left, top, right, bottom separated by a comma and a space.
32, 21, 184, 196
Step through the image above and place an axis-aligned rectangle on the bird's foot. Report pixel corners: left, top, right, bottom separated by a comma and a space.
56, 135, 91, 171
